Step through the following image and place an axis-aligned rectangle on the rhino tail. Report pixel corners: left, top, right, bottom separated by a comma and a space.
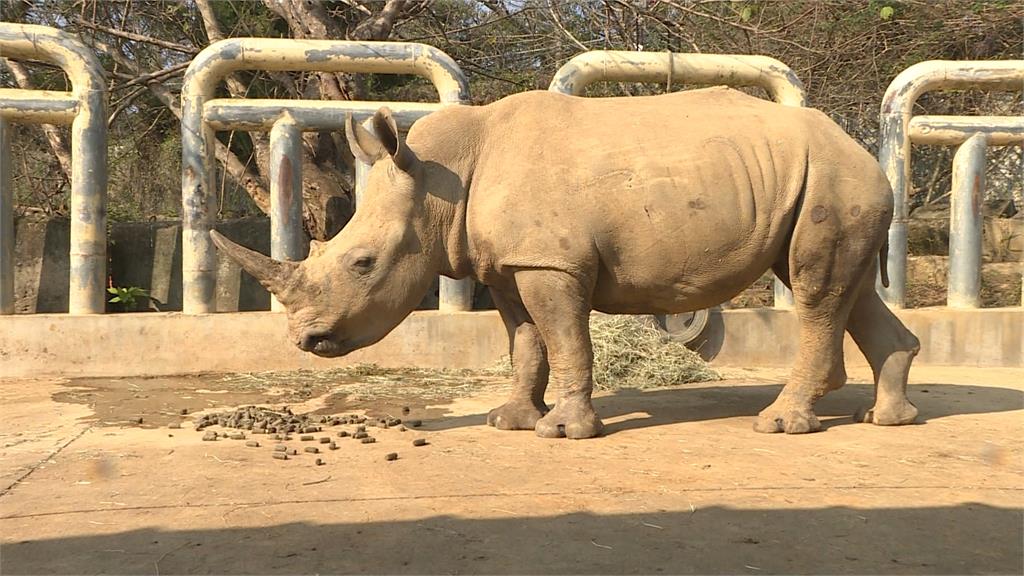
878, 239, 890, 288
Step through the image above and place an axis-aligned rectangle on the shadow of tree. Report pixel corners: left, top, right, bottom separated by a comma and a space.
3, 505, 1020, 574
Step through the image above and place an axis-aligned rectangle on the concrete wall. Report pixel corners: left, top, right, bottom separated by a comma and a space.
1, 308, 1019, 378
13, 215, 273, 313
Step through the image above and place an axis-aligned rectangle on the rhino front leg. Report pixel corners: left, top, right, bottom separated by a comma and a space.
514, 269, 603, 439
486, 287, 550, 430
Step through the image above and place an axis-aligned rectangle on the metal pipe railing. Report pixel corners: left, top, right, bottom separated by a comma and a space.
878, 59, 1024, 308
910, 115, 1024, 146
948, 133, 987, 309
0, 23, 108, 315
549, 50, 806, 309
268, 115, 303, 312
181, 38, 473, 314
0, 118, 12, 314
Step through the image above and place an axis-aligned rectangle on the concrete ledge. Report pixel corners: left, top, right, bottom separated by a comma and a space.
0, 311, 507, 378
1, 308, 1020, 378
697, 307, 1023, 368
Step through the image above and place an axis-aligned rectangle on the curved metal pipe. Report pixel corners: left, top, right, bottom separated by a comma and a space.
0, 23, 108, 315
878, 59, 1024, 308
181, 38, 471, 314
549, 51, 806, 106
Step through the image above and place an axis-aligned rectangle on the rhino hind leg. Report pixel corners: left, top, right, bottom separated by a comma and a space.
513, 269, 604, 439
486, 287, 550, 431
755, 197, 882, 434
846, 277, 920, 426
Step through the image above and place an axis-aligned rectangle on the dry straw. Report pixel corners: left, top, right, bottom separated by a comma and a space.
589, 314, 719, 390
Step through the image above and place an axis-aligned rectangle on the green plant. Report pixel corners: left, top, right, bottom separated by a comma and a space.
107, 285, 150, 309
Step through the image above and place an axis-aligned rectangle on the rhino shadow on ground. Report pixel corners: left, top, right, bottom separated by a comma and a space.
422, 382, 1023, 436
3, 504, 1020, 574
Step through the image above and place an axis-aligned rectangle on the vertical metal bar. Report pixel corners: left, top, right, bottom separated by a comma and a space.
68, 86, 108, 314
353, 118, 375, 210
269, 115, 304, 312
0, 118, 13, 315
773, 280, 794, 309
877, 111, 908, 308
181, 89, 217, 314
948, 133, 986, 309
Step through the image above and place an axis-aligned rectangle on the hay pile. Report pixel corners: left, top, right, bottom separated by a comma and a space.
589, 314, 718, 390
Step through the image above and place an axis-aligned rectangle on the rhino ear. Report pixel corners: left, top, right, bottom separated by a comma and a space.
345, 112, 386, 165
371, 107, 417, 172
307, 239, 326, 259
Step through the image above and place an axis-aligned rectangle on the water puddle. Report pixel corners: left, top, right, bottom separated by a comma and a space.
52, 366, 510, 428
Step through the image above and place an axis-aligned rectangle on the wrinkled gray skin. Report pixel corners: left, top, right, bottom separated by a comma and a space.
212, 87, 921, 439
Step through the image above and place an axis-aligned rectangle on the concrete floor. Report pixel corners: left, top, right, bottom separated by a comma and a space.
1, 366, 1021, 575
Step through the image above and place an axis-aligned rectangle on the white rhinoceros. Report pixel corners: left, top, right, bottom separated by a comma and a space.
212, 87, 921, 439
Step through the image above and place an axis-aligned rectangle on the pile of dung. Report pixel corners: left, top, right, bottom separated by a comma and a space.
589, 314, 719, 390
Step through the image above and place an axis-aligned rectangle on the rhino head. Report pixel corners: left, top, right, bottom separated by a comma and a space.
211, 107, 461, 357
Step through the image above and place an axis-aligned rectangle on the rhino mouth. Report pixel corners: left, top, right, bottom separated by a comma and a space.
310, 338, 351, 358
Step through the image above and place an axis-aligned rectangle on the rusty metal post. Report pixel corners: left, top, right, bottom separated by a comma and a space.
182, 38, 471, 313
0, 24, 108, 314
878, 60, 1024, 308
947, 134, 987, 309
0, 118, 12, 314
269, 115, 304, 312
549, 50, 805, 308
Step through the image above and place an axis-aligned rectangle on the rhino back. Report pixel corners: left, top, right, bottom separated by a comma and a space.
465, 88, 866, 311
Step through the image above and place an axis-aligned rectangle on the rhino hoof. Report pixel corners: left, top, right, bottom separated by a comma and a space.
534, 400, 604, 439
854, 401, 918, 426
753, 408, 821, 434
487, 400, 548, 431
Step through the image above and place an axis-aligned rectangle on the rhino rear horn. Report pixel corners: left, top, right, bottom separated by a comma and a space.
210, 230, 297, 296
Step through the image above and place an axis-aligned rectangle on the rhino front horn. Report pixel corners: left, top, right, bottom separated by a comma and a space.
210, 230, 296, 296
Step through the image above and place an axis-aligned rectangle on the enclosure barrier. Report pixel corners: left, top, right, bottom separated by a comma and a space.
0, 23, 108, 315
181, 38, 472, 314
549, 51, 806, 312
878, 60, 1024, 308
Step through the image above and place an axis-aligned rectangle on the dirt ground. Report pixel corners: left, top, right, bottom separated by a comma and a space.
1, 365, 1021, 575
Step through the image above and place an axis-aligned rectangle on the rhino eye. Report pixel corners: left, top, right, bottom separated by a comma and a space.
350, 254, 375, 274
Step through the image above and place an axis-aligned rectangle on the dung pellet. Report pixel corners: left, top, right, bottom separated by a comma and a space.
401, 407, 410, 415
300, 435, 314, 441
354, 432, 368, 440
274, 444, 287, 452
229, 433, 245, 440
180, 408, 189, 415
337, 431, 349, 438
360, 437, 376, 444
303, 426, 318, 434
202, 431, 217, 441
385, 452, 398, 461
408, 420, 422, 428
329, 442, 338, 450
315, 458, 324, 466
356, 425, 366, 433
319, 437, 330, 444
245, 441, 260, 448
412, 438, 428, 447
272, 452, 288, 461
304, 446, 320, 454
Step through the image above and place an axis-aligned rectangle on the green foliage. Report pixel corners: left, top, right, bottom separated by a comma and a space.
879, 6, 895, 20
107, 285, 150, 309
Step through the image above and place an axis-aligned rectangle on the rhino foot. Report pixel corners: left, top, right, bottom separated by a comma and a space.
754, 404, 822, 434
854, 400, 918, 426
487, 400, 548, 430
534, 397, 603, 439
